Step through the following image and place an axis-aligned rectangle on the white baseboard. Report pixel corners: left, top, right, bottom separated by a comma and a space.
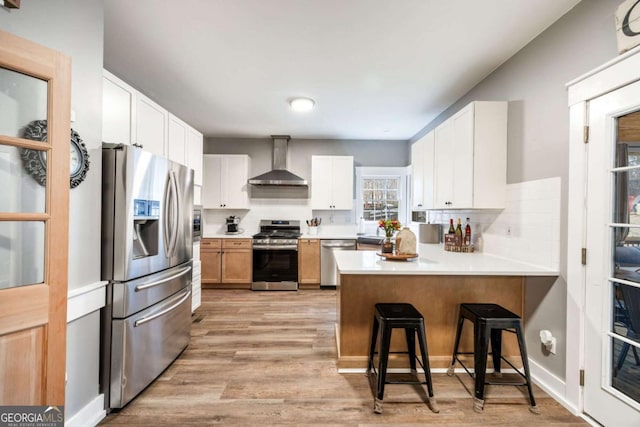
65, 394, 105, 427
529, 358, 581, 415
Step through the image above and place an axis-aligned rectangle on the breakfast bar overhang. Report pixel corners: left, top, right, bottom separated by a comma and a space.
333, 245, 559, 371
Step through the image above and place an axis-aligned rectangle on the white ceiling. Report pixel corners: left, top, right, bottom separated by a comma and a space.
103, 0, 581, 141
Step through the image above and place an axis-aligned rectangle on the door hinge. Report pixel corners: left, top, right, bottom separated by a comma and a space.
581, 248, 587, 265
580, 369, 585, 386
583, 125, 589, 144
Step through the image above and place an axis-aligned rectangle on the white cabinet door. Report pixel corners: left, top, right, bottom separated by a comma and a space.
330, 156, 354, 209
434, 120, 454, 209
187, 127, 203, 187
411, 137, 424, 209
223, 155, 250, 209
411, 131, 435, 210
168, 114, 187, 165
433, 101, 506, 209
135, 94, 168, 157
311, 156, 334, 209
451, 104, 474, 208
102, 70, 134, 145
203, 154, 249, 209
311, 156, 353, 210
203, 155, 223, 208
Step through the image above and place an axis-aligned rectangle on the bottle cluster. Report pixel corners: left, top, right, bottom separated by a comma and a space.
444, 217, 474, 252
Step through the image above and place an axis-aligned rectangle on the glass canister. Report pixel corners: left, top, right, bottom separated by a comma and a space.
396, 227, 417, 255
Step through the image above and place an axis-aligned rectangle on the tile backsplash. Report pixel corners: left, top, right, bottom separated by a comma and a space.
428, 177, 561, 269
203, 177, 561, 270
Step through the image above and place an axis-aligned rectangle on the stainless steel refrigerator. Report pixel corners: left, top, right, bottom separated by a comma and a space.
100, 143, 193, 410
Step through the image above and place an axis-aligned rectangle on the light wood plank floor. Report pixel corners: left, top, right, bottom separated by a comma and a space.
100, 289, 588, 426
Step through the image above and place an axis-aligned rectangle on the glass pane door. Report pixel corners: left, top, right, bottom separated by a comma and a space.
0, 66, 49, 289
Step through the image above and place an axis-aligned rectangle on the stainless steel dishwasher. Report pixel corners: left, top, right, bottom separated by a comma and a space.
320, 239, 357, 287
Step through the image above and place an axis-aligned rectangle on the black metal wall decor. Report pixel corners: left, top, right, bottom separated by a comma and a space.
21, 119, 90, 188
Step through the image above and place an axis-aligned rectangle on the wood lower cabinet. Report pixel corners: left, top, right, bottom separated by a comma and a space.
201, 238, 252, 288
201, 239, 222, 285
298, 239, 320, 288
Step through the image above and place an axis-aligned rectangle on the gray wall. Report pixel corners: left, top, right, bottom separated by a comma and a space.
206, 137, 410, 176
410, 0, 620, 379
0, 0, 104, 419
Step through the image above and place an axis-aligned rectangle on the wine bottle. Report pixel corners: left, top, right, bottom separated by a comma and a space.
454, 218, 463, 247
448, 218, 455, 234
464, 218, 471, 246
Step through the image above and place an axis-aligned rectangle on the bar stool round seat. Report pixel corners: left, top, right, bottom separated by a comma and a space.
447, 303, 538, 414
367, 303, 439, 414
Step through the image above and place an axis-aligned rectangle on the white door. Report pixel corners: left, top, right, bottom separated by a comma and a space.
584, 79, 640, 426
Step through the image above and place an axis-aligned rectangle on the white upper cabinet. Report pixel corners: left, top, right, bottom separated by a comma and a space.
203, 154, 250, 209
168, 114, 187, 165
411, 130, 435, 210
433, 101, 507, 209
102, 70, 135, 145
311, 155, 354, 210
186, 126, 203, 187
102, 70, 204, 178
135, 94, 168, 158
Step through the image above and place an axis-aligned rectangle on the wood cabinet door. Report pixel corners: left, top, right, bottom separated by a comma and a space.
0, 29, 71, 406
221, 249, 252, 283
200, 239, 221, 284
298, 239, 320, 284
331, 156, 354, 210
135, 94, 167, 157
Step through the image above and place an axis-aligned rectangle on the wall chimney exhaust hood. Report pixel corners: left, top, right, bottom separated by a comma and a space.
248, 135, 308, 186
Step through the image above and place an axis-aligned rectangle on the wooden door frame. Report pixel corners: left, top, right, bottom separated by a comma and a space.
0, 29, 71, 405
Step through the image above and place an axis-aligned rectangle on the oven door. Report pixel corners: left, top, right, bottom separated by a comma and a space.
252, 246, 298, 290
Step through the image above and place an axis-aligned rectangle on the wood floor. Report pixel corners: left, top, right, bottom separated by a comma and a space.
100, 289, 588, 426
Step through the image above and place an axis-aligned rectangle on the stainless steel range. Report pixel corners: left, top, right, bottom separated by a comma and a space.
252, 220, 301, 291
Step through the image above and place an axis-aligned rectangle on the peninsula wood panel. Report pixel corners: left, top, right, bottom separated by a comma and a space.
337, 274, 523, 369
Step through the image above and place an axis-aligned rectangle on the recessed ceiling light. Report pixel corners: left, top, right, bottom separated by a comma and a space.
289, 97, 315, 112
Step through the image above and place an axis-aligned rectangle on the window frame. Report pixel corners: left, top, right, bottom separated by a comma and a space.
355, 166, 410, 226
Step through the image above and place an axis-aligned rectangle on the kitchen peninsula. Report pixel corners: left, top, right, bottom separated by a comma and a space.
333, 244, 558, 370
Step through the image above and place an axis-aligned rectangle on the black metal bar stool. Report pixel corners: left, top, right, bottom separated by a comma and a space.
447, 303, 538, 414
366, 303, 439, 414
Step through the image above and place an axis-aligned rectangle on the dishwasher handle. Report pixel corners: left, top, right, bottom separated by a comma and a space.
321, 242, 356, 249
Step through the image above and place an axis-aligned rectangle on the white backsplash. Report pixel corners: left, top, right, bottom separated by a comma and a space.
202, 199, 358, 236
428, 177, 561, 269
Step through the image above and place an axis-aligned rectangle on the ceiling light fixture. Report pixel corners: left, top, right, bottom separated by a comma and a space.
289, 97, 315, 112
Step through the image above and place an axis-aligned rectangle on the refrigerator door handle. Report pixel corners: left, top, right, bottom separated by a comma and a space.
134, 265, 192, 292
170, 170, 181, 258
134, 288, 191, 327
163, 172, 172, 257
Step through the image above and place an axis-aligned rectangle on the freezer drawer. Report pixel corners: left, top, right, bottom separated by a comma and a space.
109, 285, 192, 408
111, 261, 192, 318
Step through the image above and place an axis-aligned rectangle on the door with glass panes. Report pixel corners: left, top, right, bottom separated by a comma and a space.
583, 79, 640, 426
0, 30, 71, 405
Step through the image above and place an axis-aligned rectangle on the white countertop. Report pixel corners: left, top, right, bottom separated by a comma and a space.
202, 232, 253, 239
333, 244, 558, 276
